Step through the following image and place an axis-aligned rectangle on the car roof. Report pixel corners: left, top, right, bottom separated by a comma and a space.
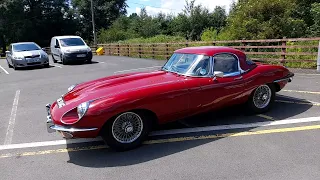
174, 46, 245, 56
53, 35, 82, 40
11, 42, 37, 45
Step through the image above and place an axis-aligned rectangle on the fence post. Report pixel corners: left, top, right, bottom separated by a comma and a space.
166, 43, 169, 60
117, 44, 120, 56
127, 44, 130, 56
152, 44, 155, 59
108, 44, 111, 55
185, 41, 189, 47
138, 44, 141, 58
281, 38, 287, 65
317, 41, 320, 73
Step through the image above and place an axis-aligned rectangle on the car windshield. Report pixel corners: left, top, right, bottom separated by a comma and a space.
60, 38, 85, 47
13, 43, 40, 52
162, 53, 211, 76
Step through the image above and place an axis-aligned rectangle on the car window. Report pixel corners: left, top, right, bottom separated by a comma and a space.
190, 57, 211, 76
213, 53, 239, 75
59, 38, 85, 47
12, 43, 40, 52
55, 39, 59, 47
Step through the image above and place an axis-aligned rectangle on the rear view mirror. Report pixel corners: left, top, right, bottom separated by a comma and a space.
214, 71, 224, 78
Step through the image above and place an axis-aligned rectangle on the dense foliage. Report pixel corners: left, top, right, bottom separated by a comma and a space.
0, 0, 320, 54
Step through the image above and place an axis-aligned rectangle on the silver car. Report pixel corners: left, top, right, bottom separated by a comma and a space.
6, 42, 49, 70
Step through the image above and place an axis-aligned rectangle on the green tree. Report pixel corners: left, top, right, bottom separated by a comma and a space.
72, 0, 128, 42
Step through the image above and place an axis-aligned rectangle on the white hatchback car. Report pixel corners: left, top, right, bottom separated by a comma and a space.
50, 36, 93, 65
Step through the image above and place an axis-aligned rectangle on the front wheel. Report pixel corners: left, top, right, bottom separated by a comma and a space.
247, 84, 275, 114
101, 111, 152, 151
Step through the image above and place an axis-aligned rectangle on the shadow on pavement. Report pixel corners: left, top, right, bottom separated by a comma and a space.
57, 61, 99, 66
66, 93, 313, 168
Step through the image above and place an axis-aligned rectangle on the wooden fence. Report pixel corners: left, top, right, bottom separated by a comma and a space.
97, 37, 320, 68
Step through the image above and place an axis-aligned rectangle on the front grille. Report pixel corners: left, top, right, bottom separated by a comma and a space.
25, 55, 40, 58
27, 62, 41, 65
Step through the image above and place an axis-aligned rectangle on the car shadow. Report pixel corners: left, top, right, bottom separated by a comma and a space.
57, 61, 99, 66
14, 65, 55, 71
66, 94, 313, 168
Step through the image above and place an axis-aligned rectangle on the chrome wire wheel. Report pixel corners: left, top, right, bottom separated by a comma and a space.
253, 85, 272, 109
111, 112, 143, 144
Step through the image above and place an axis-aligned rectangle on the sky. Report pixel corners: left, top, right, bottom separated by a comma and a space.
126, 0, 236, 16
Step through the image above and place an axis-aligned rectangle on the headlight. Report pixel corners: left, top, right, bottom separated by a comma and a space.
87, 47, 92, 52
64, 49, 72, 53
77, 101, 90, 119
68, 84, 77, 92
13, 55, 24, 60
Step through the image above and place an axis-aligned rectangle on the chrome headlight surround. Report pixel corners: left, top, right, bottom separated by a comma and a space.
77, 101, 90, 119
68, 84, 77, 92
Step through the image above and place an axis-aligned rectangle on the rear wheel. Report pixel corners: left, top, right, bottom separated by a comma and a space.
101, 111, 152, 151
247, 84, 275, 114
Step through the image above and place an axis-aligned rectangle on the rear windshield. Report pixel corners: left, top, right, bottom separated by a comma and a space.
59, 38, 85, 47
13, 43, 40, 52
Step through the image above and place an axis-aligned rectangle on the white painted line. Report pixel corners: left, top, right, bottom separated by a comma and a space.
51, 64, 62, 68
150, 116, 320, 136
4, 90, 20, 145
282, 89, 320, 95
295, 73, 320, 76
114, 66, 163, 74
0, 65, 9, 74
1, 116, 320, 150
97, 61, 105, 64
276, 94, 320, 104
0, 137, 102, 150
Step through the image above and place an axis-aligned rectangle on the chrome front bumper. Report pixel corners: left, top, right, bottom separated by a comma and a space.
45, 104, 98, 137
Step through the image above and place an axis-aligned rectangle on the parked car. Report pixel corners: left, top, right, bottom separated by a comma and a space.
45, 46, 294, 151
6, 42, 49, 70
50, 35, 92, 65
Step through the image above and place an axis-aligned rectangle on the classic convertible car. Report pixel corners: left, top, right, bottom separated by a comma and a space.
46, 46, 294, 151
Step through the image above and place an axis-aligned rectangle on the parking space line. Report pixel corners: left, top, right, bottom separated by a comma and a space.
282, 90, 320, 95
114, 66, 163, 74
0, 138, 102, 150
0, 65, 9, 74
1, 116, 320, 151
149, 116, 320, 136
257, 114, 274, 120
51, 64, 62, 68
275, 100, 320, 106
4, 90, 20, 145
1, 124, 320, 158
295, 73, 320, 76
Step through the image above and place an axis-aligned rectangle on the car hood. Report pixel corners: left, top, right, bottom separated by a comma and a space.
62, 70, 183, 105
14, 50, 43, 57
61, 45, 89, 53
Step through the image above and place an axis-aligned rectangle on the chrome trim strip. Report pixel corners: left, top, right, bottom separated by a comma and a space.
274, 78, 291, 83
49, 125, 98, 132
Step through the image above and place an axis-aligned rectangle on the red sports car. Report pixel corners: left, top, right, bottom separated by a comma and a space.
46, 46, 294, 151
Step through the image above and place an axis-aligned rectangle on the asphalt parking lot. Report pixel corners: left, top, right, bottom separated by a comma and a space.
0, 56, 320, 180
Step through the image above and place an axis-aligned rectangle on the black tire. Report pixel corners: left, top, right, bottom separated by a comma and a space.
101, 111, 152, 151
61, 55, 67, 65
6, 59, 12, 68
44, 63, 50, 68
86, 59, 92, 64
246, 84, 275, 114
52, 54, 57, 63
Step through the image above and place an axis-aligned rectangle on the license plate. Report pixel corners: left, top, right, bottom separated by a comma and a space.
77, 54, 86, 57
57, 97, 65, 108
29, 58, 39, 62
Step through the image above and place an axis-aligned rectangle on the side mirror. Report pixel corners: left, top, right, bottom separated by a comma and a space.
5, 51, 10, 54
214, 71, 224, 78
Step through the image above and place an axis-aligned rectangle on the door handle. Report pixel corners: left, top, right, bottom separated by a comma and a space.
234, 76, 243, 80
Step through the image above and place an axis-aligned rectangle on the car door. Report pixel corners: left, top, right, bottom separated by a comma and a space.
188, 53, 246, 114
53, 39, 61, 61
